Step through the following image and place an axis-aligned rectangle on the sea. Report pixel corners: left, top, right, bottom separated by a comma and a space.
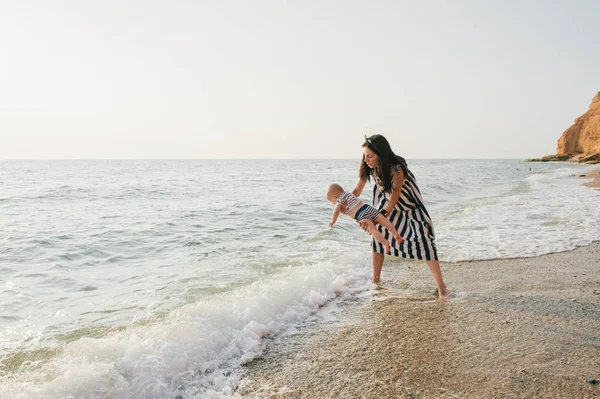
1, 159, 599, 398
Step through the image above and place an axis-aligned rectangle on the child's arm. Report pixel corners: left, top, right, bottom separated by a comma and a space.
329, 204, 342, 227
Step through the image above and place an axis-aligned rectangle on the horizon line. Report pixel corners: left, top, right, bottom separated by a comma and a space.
0, 157, 531, 161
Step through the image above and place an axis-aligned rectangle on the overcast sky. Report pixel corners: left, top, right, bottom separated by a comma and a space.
1, 0, 598, 159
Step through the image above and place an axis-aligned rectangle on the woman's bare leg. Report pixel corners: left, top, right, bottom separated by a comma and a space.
426, 260, 448, 300
358, 219, 387, 282
372, 252, 385, 283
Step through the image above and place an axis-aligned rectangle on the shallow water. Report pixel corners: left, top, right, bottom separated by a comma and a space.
0, 159, 598, 398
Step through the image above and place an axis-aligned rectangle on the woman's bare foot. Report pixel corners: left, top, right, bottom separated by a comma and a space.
434, 286, 449, 301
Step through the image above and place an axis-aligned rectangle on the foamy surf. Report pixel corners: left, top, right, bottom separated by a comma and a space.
435, 166, 600, 261
2, 159, 599, 398
0, 256, 373, 399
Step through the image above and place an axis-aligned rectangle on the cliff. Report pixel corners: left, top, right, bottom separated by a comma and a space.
528, 92, 600, 164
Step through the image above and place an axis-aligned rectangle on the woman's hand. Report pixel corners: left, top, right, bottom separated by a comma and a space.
357, 219, 370, 232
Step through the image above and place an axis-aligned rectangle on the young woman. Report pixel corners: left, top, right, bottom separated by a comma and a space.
352, 134, 448, 300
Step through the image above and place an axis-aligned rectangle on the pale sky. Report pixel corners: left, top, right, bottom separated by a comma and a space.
1, 0, 598, 159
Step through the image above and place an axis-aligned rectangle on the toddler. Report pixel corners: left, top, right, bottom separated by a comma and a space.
326, 183, 403, 254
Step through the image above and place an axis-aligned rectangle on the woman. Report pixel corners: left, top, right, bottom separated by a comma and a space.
352, 134, 448, 300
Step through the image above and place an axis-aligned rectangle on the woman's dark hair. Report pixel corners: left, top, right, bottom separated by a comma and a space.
360, 134, 408, 193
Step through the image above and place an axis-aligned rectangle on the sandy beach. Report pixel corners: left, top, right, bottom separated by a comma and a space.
240, 238, 600, 398
582, 168, 600, 189
239, 170, 600, 399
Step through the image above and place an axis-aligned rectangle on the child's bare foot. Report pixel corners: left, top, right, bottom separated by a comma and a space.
394, 234, 403, 244
385, 242, 391, 254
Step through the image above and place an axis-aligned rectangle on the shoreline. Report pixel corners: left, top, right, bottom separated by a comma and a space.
240, 242, 600, 398
581, 168, 600, 189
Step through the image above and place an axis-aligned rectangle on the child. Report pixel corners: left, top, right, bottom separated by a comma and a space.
326, 183, 403, 254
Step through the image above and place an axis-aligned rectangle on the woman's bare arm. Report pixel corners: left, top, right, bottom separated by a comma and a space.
351, 178, 366, 198
383, 168, 405, 215
359, 169, 404, 231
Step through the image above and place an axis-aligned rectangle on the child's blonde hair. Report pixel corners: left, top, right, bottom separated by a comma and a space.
326, 183, 344, 198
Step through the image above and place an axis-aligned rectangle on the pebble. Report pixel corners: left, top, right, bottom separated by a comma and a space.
586, 378, 598, 385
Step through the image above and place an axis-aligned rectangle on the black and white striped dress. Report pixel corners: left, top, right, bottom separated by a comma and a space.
372, 165, 439, 261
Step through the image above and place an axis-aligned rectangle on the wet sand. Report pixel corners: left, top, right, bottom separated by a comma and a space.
582, 168, 600, 189
240, 243, 600, 398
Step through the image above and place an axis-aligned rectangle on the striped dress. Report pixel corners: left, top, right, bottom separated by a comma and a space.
372, 164, 439, 261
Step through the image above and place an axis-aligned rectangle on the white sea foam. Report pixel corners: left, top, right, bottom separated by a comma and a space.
0, 255, 373, 399
436, 166, 600, 261
1, 159, 599, 398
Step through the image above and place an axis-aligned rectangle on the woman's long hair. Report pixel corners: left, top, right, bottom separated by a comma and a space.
360, 134, 408, 193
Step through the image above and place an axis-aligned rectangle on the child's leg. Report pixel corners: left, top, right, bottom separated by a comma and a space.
375, 214, 404, 244
362, 219, 391, 254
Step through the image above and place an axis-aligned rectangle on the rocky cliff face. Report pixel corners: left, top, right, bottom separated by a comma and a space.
557, 92, 600, 158
528, 92, 600, 164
